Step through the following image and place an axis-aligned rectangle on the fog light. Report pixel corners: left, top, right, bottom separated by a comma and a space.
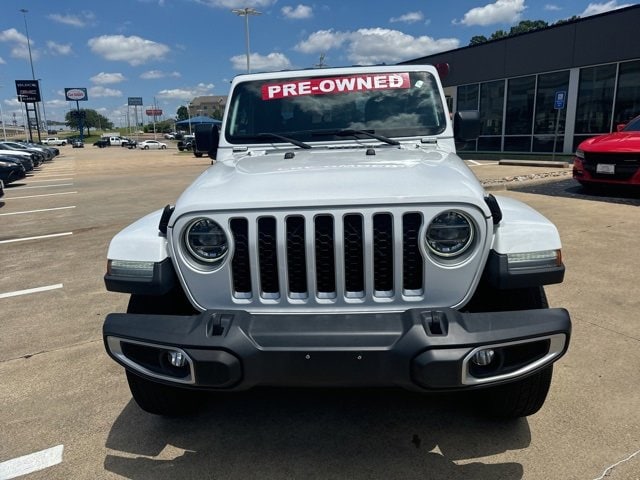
168, 351, 187, 367
471, 349, 495, 366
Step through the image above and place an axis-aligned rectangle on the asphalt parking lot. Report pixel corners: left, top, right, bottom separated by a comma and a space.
0, 147, 638, 479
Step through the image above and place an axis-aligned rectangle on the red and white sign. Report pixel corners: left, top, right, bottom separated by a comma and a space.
261, 73, 410, 100
145, 109, 163, 116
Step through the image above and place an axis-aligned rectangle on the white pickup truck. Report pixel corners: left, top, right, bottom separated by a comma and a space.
42, 137, 67, 146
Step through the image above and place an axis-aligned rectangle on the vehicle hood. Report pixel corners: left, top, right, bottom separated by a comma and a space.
579, 131, 640, 152
172, 147, 488, 218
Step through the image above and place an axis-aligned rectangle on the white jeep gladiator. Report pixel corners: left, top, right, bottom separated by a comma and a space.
103, 64, 571, 418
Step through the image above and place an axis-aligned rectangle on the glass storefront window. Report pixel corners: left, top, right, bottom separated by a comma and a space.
614, 60, 640, 125
457, 84, 479, 110
534, 71, 570, 135
506, 76, 536, 135
533, 135, 564, 153
504, 136, 532, 151
575, 64, 616, 134
480, 80, 505, 136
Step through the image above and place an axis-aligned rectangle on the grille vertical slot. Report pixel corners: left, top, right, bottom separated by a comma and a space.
343, 214, 365, 297
373, 213, 394, 296
402, 212, 424, 294
286, 216, 307, 296
258, 217, 279, 297
314, 215, 336, 297
230, 218, 251, 297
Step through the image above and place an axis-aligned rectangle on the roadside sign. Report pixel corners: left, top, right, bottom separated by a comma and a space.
145, 109, 162, 116
554, 90, 566, 110
65, 88, 88, 101
15, 80, 41, 102
128, 97, 143, 106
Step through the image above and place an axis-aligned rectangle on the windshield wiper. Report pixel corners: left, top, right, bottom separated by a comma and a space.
256, 132, 311, 149
312, 129, 400, 146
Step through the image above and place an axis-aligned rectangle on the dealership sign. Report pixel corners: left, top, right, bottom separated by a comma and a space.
65, 88, 88, 101
15, 80, 41, 102
145, 109, 163, 116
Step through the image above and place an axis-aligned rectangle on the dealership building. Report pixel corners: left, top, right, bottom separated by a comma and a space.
401, 5, 640, 155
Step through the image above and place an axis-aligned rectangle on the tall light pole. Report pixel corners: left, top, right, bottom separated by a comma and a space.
0, 85, 6, 140
19, 8, 42, 142
38, 79, 48, 133
232, 7, 261, 73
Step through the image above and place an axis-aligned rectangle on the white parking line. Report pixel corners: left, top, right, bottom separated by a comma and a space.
466, 160, 482, 166
9, 183, 73, 190
5, 191, 77, 200
467, 161, 500, 166
0, 444, 64, 479
25, 178, 74, 183
0, 284, 64, 299
0, 206, 76, 216
0, 232, 73, 244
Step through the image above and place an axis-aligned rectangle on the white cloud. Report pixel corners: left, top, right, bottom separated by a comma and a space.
0, 28, 40, 60
90, 72, 126, 84
88, 35, 170, 66
282, 5, 313, 19
156, 83, 215, 100
47, 41, 72, 56
140, 70, 182, 79
294, 29, 350, 53
453, 0, 526, 26
48, 12, 95, 27
230, 52, 292, 71
0, 57, 5, 64
390, 11, 425, 24
89, 86, 123, 97
0, 28, 27, 44
195, 0, 275, 8
580, 1, 633, 16
544, 4, 562, 11
295, 28, 459, 64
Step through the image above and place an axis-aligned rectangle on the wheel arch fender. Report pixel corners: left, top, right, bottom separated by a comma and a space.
490, 195, 562, 254
107, 209, 169, 262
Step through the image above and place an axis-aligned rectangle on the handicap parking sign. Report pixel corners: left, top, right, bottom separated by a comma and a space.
554, 91, 566, 109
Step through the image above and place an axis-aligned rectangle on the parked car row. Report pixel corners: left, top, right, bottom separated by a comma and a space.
0, 140, 61, 188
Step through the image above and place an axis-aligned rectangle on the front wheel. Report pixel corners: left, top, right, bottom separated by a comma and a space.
161, 145, 166, 149
466, 286, 554, 418
143, 145, 149, 150
126, 370, 205, 416
475, 366, 553, 418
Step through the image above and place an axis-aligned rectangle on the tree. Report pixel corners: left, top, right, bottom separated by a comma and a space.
509, 20, 548, 35
468, 19, 556, 46
469, 35, 488, 45
177, 106, 189, 121
65, 109, 112, 136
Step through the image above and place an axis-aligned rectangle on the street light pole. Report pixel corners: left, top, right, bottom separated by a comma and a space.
0, 85, 6, 141
232, 7, 261, 73
19, 8, 42, 142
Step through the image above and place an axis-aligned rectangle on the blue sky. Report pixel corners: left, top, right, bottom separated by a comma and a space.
0, 0, 636, 128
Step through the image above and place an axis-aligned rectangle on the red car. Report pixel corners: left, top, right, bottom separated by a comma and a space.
573, 115, 640, 189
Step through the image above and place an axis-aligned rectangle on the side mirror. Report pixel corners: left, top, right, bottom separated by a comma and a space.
454, 110, 481, 141
616, 123, 626, 132
194, 123, 220, 160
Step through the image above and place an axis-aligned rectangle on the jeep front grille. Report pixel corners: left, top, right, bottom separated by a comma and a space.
229, 211, 425, 301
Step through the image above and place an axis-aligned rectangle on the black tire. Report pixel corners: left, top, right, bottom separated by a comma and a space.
467, 286, 554, 418
476, 366, 553, 418
125, 288, 202, 416
194, 152, 203, 158
143, 145, 149, 150
126, 370, 204, 416
161, 145, 166, 149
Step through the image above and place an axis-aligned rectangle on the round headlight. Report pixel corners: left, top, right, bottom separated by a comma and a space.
184, 218, 229, 264
426, 211, 474, 258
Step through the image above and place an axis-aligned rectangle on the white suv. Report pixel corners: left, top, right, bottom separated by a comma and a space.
103, 65, 571, 418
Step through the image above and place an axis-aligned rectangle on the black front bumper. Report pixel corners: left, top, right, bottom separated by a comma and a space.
103, 307, 571, 391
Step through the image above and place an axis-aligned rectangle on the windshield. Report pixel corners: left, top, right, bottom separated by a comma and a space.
226, 70, 447, 145
622, 116, 640, 132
